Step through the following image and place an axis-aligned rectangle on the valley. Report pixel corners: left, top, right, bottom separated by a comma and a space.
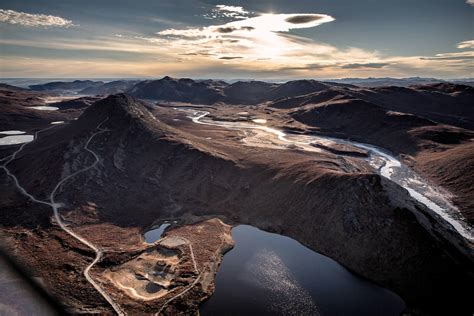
0, 78, 473, 315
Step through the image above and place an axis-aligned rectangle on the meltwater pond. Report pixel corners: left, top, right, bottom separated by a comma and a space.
200, 225, 405, 316
144, 223, 171, 243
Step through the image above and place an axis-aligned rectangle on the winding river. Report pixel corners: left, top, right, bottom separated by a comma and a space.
186, 110, 472, 243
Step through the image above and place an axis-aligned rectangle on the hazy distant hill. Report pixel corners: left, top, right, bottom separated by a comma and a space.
327, 77, 474, 88
79, 80, 139, 95
127, 76, 227, 103
29, 80, 104, 92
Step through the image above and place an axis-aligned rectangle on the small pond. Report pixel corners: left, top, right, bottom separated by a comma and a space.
144, 223, 171, 243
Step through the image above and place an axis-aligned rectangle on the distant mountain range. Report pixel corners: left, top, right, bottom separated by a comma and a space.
1, 76, 473, 91
327, 77, 474, 87
3, 77, 474, 131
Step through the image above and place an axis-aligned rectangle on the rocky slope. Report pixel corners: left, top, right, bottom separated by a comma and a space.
0, 84, 47, 107
266, 83, 474, 224
352, 84, 474, 130
0, 85, 72, 131
1, 94, 472, 314
269, 83, 474, 129
414, 141, 474, 224
290, 98, 437, 153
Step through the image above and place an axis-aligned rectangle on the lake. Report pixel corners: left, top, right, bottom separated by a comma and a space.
200, 225, 405, 315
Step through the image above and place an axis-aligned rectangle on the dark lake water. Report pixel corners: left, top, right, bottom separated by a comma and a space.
200, 225, 405, 316
144, 223, 170, 243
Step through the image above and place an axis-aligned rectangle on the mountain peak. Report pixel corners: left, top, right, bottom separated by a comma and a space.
78, 93, 158, 131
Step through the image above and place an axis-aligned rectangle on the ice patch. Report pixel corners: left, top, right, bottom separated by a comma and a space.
0, 130, 25, 135
0, 135, 33, 145
43, 96, 81, 104
28, 106, 59, 111
252, 118, 267, 124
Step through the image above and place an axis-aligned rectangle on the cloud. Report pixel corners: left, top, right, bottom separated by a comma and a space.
145, 12, 359, 76
152, 12, 337, 65
204, 5, 250, 20
0, 9, 73, 27
2, 5, 472, 79
420, 51, 474, 60
276, 63, 329, 71
164, 13, 334, 35
135, 8, 471, 78
466, 0, 474, 6
285, 15, 324, 24
215, 26, 255, 33
341, 62, 390, 69
216, 26, 236, 33
215, 5, 249, 15
179, 52, 216, 56
155, 13, 335, 60
457, 40, 474, 49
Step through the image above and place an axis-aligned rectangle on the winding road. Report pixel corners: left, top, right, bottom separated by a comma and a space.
2, 107, 471, 315
1, 119, 125, 316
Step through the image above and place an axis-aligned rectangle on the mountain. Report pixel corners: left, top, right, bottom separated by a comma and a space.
79, 80, 138, 95
223, 79, 337, 104
0, 83, 32, 92
266, 79, 335, 100
0, 85, 70, 130
29, 80, 104, 92
127, 76, 227, 104
353, 84, 474, 128
0, 84, 46, 107
126, 77, 351, 105
2, 93, 472, 314
269, 87, 348, 109
270, 85, 474, 223
222, 81, 276, 104
328, 77, 474, 87
269, 83, 474, 130
290, 98, 439, 153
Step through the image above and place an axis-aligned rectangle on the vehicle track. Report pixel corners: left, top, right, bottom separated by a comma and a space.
155, 222, 227, 316
154, 236, 199, 316
1, 119, 125, 315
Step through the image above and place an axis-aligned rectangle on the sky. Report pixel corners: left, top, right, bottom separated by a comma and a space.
0, 0, 473, 79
